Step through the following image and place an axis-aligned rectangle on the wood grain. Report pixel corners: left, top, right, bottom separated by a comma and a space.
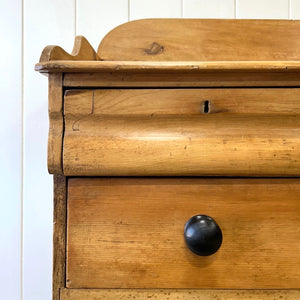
60, 289, 300, 300
39, 36, 99, 63
66, 178, 300, 289
35, 60, 300, 73
48, 73, 63, 174
36, 19, 300, 299
53, 175, 67, 300
63, 71, 300, 88
98, 19, 300, 61
64, 88, 300, 115
63, 89, 300, 176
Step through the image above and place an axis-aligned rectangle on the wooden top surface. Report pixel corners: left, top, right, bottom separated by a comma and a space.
36, 19, 300, 73
35, 60, 300, 73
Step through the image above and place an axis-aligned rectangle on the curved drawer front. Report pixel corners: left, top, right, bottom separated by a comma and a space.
66, 178, 300, 289
62, 88, 300, 176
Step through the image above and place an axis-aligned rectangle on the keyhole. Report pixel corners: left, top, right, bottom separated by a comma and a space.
203, 100, 210, 114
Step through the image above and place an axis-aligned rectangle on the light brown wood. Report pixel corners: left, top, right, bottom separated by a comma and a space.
98, 19, 300, 61
36, 19, 300, 298
63, 88, 300, 176
66, 178, 300, 288
60, 289, 300, 300
35, 20, 300, 72
53, 175, 67, 300
48, 73, 63, 174
63, 71, 300, 87
35, 60, 300, 73
64, 88, 300, 115
39, 36, 99, 63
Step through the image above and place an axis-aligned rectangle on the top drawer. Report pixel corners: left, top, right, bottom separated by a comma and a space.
62, 88, 300, 176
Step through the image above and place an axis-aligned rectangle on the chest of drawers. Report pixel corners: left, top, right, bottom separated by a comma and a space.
36, 19, 300, 299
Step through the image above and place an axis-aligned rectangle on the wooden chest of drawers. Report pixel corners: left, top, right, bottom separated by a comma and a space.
36, 19, 300, 299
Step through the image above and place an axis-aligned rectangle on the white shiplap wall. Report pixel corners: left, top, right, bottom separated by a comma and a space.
0, 1, 22, 300
0, 0, 299, 299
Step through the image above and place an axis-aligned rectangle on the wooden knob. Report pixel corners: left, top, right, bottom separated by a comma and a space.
184, 215, 222, 256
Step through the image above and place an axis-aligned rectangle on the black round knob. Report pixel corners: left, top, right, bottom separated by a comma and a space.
184, 215, 222, 256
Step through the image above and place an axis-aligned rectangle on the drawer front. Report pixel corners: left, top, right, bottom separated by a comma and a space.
66, 178, 300, 289
62, 88, 300, 176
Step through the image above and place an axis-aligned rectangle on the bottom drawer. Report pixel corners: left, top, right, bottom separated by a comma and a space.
66, 178, 300, 289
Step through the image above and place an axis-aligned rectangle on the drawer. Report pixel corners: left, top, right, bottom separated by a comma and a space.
63, 88, 300, 176
66, 178, 300, 289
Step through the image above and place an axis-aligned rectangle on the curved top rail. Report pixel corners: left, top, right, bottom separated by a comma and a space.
39, 36, 99, 62
98, 19, 300, 61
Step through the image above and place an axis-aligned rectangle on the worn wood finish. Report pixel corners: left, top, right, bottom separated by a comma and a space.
36, 60, 300, 73
63, 71, 300, 87
63, 88, 300, 176
53, 175, 67, 300
66, 178, 300, 288
36, 19, 300, 298
64, 88, 300, 115
63, 114, 300, 176
39, 36, 99, 63
98, 19, 300, 61
60, 289, 300, 300
48, 73, 63, 174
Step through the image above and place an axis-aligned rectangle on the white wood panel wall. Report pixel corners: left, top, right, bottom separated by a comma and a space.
1, 0, 299, 299
0, 1, 22, 299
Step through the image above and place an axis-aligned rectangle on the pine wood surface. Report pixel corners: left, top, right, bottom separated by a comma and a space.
64, 88, 300, 115
64, 114, 300, 176
37, 19, 300, 297
35, 19, 300, 74
48, 74, 63, 174
66, 178, 300, 289
63, 71, 300, 88
39, 36, 99, 63
35, 19, 300, 69
36, 60, 300, 73
60, 289, 300, 300
53, 175, 67, 300
63, 88, 300, 176
98, 19, 300, 61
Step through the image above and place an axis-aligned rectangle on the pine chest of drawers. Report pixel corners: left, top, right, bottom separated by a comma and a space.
36, 19, 300, 300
